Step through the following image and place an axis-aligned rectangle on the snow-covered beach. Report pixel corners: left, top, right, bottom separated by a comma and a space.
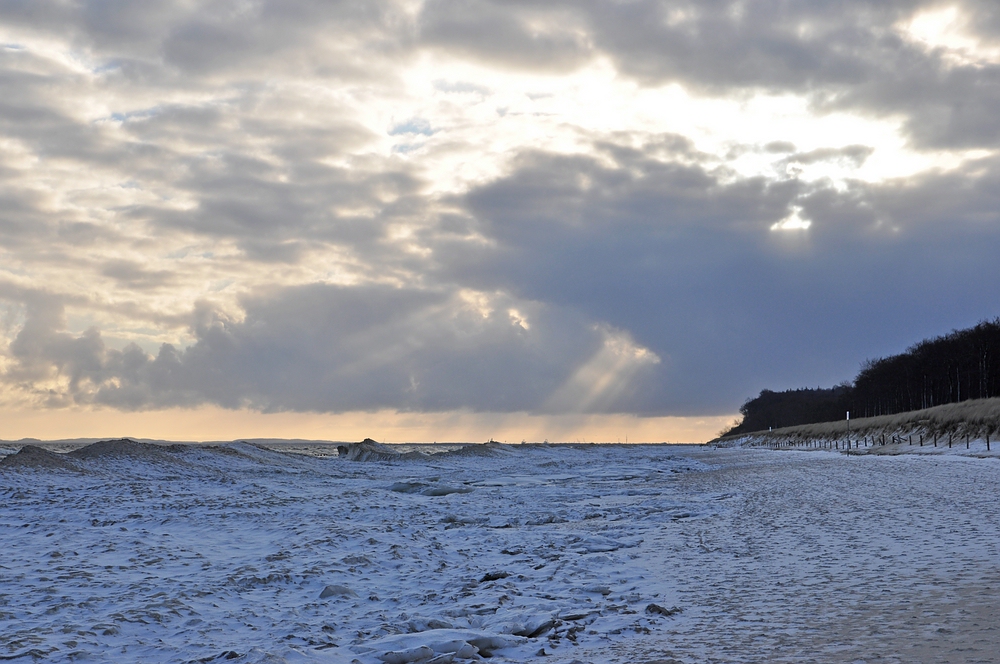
2, 441, 1000, 663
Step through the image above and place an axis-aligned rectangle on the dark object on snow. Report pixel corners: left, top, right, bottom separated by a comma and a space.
0, 445, 79, 471
68, 438, 181, 460
319, 584, 358, 599
337, 438, 427, 462
645, 603, 682, 617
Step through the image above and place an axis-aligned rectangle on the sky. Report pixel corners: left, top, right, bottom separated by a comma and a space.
2, 1, 1000, 443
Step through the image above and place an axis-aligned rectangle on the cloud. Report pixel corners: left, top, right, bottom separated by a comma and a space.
1, 283, 663, 414
785, 145, 875, 167
100, 260, 176, 291
435, 139, 1000, 413
2, 1, 1000, 425
418, 0, 592, 72
584, 0, 1000, 150
407, 0, 1000, 150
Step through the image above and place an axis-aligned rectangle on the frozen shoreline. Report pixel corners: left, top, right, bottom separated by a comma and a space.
719, 431, 1000, 458
3, 442, 1000, 662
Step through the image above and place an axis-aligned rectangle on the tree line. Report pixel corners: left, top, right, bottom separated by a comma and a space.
725, 318, 1000, 436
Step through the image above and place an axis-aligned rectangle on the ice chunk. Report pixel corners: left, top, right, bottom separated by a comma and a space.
407, 617, 453, 632
377, 645, 434, 663
390, 482, 473, 496
428, 639, 478, 658
339, 439, 428, 462
572, 535, 642, 553
319, 584, 358, 599
645, 603, 682, 617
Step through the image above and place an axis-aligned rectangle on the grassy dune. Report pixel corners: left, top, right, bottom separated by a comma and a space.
711, 397, 1000, 448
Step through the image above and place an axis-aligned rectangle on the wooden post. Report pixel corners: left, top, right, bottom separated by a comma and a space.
988, 434, 991, 452
967, 433, 970, 449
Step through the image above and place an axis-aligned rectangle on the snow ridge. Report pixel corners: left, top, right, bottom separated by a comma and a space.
0, 441, 706, 663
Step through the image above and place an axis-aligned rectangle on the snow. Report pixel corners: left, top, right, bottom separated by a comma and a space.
3, 442, 1000, 662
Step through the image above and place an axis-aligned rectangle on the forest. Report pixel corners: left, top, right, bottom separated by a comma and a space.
725, 318, 1000, 436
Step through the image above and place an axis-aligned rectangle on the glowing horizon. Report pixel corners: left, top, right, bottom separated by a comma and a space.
0, 406, 734, 445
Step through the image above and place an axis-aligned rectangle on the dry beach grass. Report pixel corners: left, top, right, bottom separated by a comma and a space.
714, 397, 1000, 453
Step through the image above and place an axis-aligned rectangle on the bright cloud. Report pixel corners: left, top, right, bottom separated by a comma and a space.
2, 1, 1000, 441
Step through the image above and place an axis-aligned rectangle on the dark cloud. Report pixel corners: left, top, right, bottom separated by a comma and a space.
1, 283, 650, 414
583, 0, 1000, 151
15, 136, 997, 416
0, 0, 412, 80
434, 141, 1000, 413
415, 0, 1000, 150
2, 1, 1000, 421
132, 153, 428, 263
5, 1, 1000, 154
764, 141, 797, 154
100, 260, 176, 291
419, 0, 592, 72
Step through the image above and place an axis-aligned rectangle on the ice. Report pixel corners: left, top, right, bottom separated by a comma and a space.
4, 441, 1000, 661
388, 481, 474, 496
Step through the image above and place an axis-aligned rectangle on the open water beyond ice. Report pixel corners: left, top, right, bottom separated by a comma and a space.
4, 442, 1000, 663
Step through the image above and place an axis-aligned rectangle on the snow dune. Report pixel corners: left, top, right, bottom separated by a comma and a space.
0, 441, 701, 663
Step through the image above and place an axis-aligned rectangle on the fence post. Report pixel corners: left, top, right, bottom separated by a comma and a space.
988, 434, 991, 452
967, 433, 970, 449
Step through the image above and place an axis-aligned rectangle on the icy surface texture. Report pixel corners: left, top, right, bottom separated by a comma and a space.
0, 442, 701, 662
4, 442, 1000, 662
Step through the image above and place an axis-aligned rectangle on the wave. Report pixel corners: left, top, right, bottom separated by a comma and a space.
0, 438, 324, 476
0, 444, 82, 472
68, 437, 186, 460
436, 441, 517, 458
337, 438, 518, 462
337, 439, 430, 462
